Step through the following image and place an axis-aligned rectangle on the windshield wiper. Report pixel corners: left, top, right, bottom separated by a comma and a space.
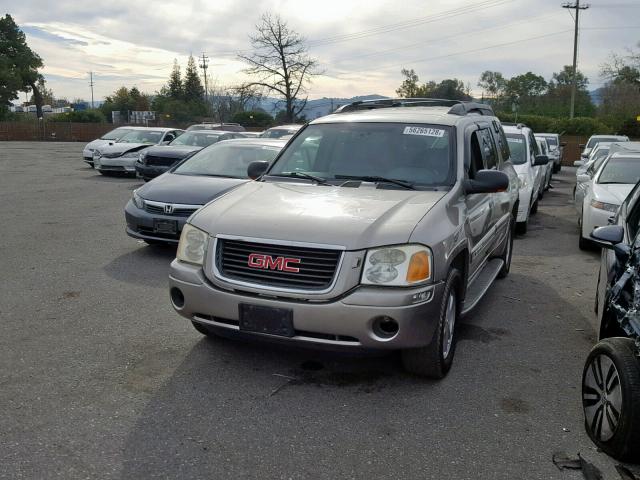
334, 175, 416, 190
270, 172, 331, 185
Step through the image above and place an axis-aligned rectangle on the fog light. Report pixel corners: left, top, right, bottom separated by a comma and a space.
372, 316, 399, 339
170, 287, 185, 309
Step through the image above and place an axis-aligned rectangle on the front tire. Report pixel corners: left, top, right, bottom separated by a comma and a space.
402, 268, 461, 379
497, 215, 514, 278
582, 338, 640, 462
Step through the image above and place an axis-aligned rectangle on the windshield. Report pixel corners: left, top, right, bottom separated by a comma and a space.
598, 157, 640, 184
587, 137, 623, 149
117, 130, 164, 144
541, 136, 558, 148
170, 131, 221, 147
101, 128, 132, 141
268, 123, 453, 187
173, 143, 282, 178
506, 134, 527, 165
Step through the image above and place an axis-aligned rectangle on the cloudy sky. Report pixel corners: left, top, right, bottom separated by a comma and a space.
3, 0, 639, 102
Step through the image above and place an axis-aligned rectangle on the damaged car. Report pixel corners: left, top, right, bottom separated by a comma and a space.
93, 127, 184, 176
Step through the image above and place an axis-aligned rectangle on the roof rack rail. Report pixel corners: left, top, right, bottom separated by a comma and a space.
333, 98, 494, 116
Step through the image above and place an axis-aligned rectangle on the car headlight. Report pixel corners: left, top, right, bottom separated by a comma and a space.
132, 189, 145, 209
93, 150, 102, 159
517, 174, 529, 189
177, 224, 208, 266
590, 200, 619, 213
362, 244, 432, 286
138, 151, 147, 164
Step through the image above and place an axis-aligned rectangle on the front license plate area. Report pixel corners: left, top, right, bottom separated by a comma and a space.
153, 219, 177, 234
239, 304, 294, 337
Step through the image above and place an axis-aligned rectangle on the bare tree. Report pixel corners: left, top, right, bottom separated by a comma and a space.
229, 83, 264, 113
238, 13, 319, 123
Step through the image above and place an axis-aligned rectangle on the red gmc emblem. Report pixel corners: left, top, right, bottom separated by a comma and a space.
247, 253, 301, 273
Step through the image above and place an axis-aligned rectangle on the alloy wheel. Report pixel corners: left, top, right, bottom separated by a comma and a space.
583, 354, 623, 442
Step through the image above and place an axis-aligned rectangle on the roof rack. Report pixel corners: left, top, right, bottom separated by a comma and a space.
334, 98, 494, 116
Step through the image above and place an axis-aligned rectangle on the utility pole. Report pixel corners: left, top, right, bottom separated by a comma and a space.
562, 0, 589, 119
88, 71, 95, 109
199, 53, 209, 104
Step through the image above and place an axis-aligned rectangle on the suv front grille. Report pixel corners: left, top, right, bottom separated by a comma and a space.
216, 239, 342, 291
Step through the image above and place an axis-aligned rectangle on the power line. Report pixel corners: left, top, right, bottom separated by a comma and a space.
199, 53, 209, 102
562, 0, 590, 119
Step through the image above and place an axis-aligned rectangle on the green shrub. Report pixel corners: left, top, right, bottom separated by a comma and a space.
49, 110, 106, 123
495, 112, 613, 136
231, 110, 273, 128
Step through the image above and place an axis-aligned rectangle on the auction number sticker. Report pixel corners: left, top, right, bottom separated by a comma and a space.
403, 126, 445, 137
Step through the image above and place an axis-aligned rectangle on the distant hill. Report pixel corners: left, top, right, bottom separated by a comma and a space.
256, 94, 390, 120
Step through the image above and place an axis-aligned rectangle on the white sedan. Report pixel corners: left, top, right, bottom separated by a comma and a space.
579, 152, 640, 249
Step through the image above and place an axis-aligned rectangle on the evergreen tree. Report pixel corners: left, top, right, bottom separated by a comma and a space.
168, 59, 183, 100
183, 55, 204, 102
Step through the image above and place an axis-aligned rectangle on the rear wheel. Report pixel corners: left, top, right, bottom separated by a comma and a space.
582, 338, 640, 462
497, 215, 514, 278
402, 268, 461, 379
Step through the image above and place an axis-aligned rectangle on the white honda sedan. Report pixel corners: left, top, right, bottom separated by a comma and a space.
579, 152, 640, 249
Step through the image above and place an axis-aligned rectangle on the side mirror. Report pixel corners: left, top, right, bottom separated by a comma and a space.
161, 140, 171, 145
464, 170, 509, 195
590, 225, 630, 259
576, 174, 591, 183
574, 160, 585, 167
534, 155, 549, 166
247, 161, 269, 180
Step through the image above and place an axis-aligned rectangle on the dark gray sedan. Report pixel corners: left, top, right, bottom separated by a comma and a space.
124, 138, 286, 244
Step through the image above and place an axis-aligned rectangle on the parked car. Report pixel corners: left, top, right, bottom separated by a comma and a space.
584, 183, 640, 461
578, 151, 640, 249
535, 135, 553, 192
82, 126, 137, 167
125, 139, 286, 244
580, 135, 629, 161
135, 130, 246, 181
239, 131, 264, 138
260, 124, 303, 139
93, 128, 184, 176
574, 143, 613, 215
504, 124, 548, 234
536, 133, 564, 172
186, 122, 245, 132
168, 98, 519, 379
575, 142, 612, 170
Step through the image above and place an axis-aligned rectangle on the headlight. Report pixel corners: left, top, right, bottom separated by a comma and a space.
93, 150, 101, 159
517, 174, 529, 189
590, 200, 619, 213
362, 244, 432, 286
138, 151, 147, 164
177, 224, 208, 266
132, 189, 145, 209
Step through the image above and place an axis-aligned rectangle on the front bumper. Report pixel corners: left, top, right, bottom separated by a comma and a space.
124, 200, 190, 244
135, 163, 170, 179
516, 186, 533, 223
95, 156, 138, 174
582, 205, 617, 239
169, 260, 446, 350
83, 148, 94, 163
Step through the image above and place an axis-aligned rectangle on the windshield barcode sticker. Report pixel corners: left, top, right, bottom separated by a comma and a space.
403, 126, 445, 137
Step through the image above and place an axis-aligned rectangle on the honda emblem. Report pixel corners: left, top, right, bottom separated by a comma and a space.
164, 204, 174, 214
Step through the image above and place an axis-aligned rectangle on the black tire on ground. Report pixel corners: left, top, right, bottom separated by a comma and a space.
579, 233, 591, 250
553, 163, 561, 173
582, 337, 640, 462
191, 320, 218, 338
401, 268, 461, 379
531, 198, 538, 215
497, 215, 514, 278
89, 163, 95, 169
516, 218, 528, 235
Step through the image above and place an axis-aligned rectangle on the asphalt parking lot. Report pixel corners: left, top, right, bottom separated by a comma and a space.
1, 141, 635, 479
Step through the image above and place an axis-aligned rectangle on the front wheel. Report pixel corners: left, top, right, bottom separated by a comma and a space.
401, 268, 461, 379
582, 338, 640, 462
497, 216, 514, 278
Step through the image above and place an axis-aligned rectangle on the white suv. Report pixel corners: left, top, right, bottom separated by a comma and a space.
504, 124, 549, 233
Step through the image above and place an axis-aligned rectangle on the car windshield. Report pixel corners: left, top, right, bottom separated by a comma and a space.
587, 137, 623, 149
173, 143, 282, 178
598, 157, 640, 184
262, 128, 296, 139
542, 136, 558, 148
117, 130, 164, 144
268, 123, 453, 187
506, 134, 527, 165
101, 128, 132, 141
170, 132, 221, 147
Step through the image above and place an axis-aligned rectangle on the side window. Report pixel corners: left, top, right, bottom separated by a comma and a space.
469, 131, 484, 179
164, 133, 175, 142
478, 128, 498, 170
496, 123, 511, 162
529, 131, 540, 161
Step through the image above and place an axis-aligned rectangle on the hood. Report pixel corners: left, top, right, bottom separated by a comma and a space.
98, 143, 151, 157
85, 139, 111, 150
191, 181, 447, 250
138, 173, 248, 205
143, 145, 202, 158
594, 183, 635, 205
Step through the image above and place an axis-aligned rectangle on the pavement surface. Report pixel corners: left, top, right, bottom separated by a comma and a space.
1, 141, 638, 479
